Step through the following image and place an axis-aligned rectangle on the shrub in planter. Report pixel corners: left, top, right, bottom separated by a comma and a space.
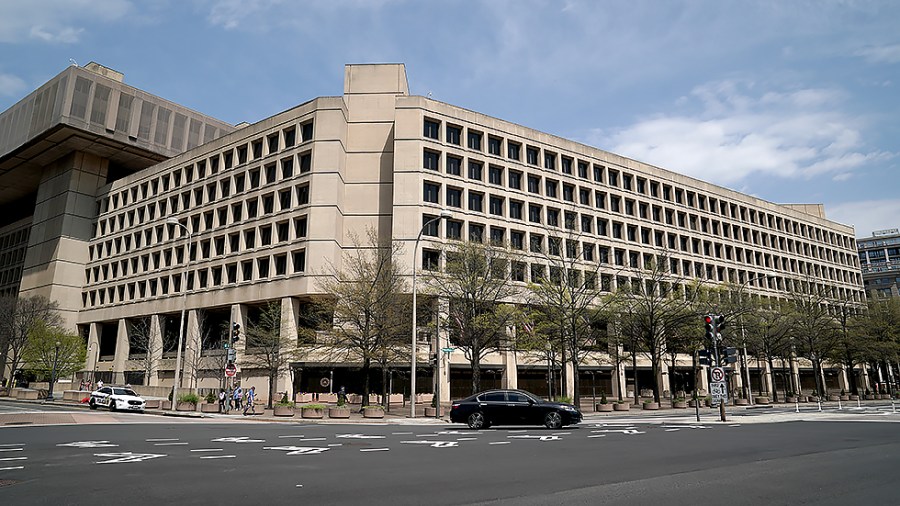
205, 391, 217, 404
176, 393, 200, 411
301, 403, 325, 418
642, 400, 659, 410
612, 401, 630, 411
328, 405, 351, 418
362, 404, 385, 418
673, 398, 687, 409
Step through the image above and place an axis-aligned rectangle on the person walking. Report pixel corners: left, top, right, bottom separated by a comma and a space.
218, 389, 226, 413
233, 385, 243, 411
243, 386, 256, 416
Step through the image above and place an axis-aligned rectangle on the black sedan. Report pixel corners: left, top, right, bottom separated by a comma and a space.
449, 389, 582, 429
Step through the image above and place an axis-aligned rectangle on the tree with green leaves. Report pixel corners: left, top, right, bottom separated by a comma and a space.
862, 295, 900, 393
425, 240, 519, 395
785, 276, 840, 397
22, 323, 86, 383
317, 229, 409, 407
0, 296, 63, 386
743, 299, 793, 401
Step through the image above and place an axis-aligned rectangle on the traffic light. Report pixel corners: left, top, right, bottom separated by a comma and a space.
704, 315, 716, 342
716, 314, 726, 335
232, 322, 241, 342
698, 349, 713, 366
723, 347, 738, 364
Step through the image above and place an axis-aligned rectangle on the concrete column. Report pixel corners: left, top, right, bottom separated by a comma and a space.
182, 309, 200, 390
86, 322, 101, 379
838, 366, 849, 392
437, 298, 451, 404
112, 319, 129, 384
275, 297, 300, 400
790, 355, 801, 395
564, 361, 575, 400
762, 360, 773, 395
612, 357, 627, 401
231, 304, 248, 387
148, 315, 163, 386
860, 365, 871, 393
698, 365, 710, 395
501, 325, 518, 391
657, 360, 669, 400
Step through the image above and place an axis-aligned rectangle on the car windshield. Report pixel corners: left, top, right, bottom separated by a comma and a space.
113, 388, 138, 396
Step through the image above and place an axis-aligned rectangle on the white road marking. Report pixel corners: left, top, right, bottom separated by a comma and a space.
327, 444, 343, 447
729, 424, 742, 427
0, 466, 24, 471
402, 440, 460, 448
359, 448, 390, 452
58, 441, 118, 448
0, 448, 23, 452
296, 484, 303, 488
591, 429, 645, 435
277, 435, 305, 438
190, 449, 223, 452
508, 435, 561, 441
336, 434, 385, 439
0, 457, 27, 461
552, 432, 571, 435
391, 432, 413, 435
94, 452, 167, 464
587, 435, 607, 438
0, 443, 25, 447
146, 438, 179, 442
211, 436, 265, 443
665, 429, 680, 432
662, 425, 708, 430
200, 455, 236, 459
489, 442, 511, 445
264, 446, 330, 455
154, 442, 188, 446
456, 437, 478, 441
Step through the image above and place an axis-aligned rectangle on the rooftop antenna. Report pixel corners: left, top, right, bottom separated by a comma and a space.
68, 59, 78, 67
427, 91, 433, 98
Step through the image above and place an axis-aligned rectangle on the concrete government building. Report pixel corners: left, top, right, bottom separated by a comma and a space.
0, 62, 867, 404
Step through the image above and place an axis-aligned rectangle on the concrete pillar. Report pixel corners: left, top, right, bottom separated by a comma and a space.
860, 364, 871, 393
148, 315, 163, 386
657, 360, 669, 400
838, 366, 849, 393
564, 361, 575, 400
762, 360, 773, 395
112, 319, 129, 384
790, 355, 801, 395
698, 365, 710, 395
276, 297, 300, 400
612, 358, 627, 400
182, 309, 200, 390
501, 324, 518, 391
86, 322, 101, 380
437, 298, 451, 404
231, 304, 248, 389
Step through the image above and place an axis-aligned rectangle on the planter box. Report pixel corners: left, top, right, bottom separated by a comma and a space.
733, 398, 749, 406
301, 407, 325, 419
596, 403, 613, 412
672, 401, 687, 409
273, 406, 295, 417
328, 407, 350, 419
849, 394, 860, 401
201, 403, 220, 413
865, 394, 875, 400
17, 389, 39, 400
840, 395, 850, 401
176, 402, 197, 411
754, 396, 770, 405
642, 402, 659, 410
807, 396, 819, 403
160, 400, 172, 410
688, 399, 701, 408
827, 394, 840, 401
424, 407, 444, 417
880, 394, 891, 400
786, 396, 799, 403
362, 407, 384, 418
144, 399, 161, 409
612, 403, 630, 411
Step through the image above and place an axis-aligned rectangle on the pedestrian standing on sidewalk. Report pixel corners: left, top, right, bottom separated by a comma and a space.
233, 385, 243, 411
243, 386, 256, 416
218, 389, 226, 413
224, 387, 232, 413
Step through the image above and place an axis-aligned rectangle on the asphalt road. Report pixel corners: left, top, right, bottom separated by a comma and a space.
1, 418, 898, 505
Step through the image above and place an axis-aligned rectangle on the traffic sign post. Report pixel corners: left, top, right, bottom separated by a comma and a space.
710, 367, 726, 383
710, 381, 728, 405
224, 363, 237, 378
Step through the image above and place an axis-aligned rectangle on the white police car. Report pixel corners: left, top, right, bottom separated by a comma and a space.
89, 386, 146, 413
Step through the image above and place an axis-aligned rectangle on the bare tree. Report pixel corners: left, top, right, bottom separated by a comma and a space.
316, 229, 410, 407
243, 302, 297, 408
608, 251, 706, 403
743, 299, 793, 401
126, 317, 160, 386
0, 296, 62, 385
424, 240, 520, 395
525, 225, 614, 406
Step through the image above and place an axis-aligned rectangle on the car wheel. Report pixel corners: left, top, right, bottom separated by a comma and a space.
108, 401, 115, 412
89, 400, 97, 410
467, 412, 487, 430
544, 411, 563, 429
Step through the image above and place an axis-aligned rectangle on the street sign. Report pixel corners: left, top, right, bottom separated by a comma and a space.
710, 381, 728, 404
710, 367, 726, 383
441, 347, 455, 353
224, 363, 237, 377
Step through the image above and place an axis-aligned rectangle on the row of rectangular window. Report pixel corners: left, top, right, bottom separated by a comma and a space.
423, 119, 855, 251
84, 250, 307, 308
422, 179, 856, 269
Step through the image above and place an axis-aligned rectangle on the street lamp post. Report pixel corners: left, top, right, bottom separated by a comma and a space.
47, 340, 61, 401
167, 218, 192, 411
411, 210, 451, 418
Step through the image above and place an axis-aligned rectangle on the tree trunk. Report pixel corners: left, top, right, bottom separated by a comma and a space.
471, 359, 481, 395
267, 372, 275, 408
381, 365, 389, 408
631, 351, 639, 404
669, 354, 678, 407
572, 359, 580, 407
650, 351, 661, 403
845, 349, 858, 395
560, 333, 568, 402
361, 359, 371, 407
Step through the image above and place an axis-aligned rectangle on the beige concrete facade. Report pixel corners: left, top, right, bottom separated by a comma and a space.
0, 62, 866, 403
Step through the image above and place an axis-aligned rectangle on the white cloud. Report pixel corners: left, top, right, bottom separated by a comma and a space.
0, 72, 27, 96
587, 79, 891, 186
0, 0, 131, 44
855, 44, 900, 64
826, 199, 900, 237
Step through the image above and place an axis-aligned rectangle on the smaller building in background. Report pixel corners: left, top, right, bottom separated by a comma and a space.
858, 228, 900, 298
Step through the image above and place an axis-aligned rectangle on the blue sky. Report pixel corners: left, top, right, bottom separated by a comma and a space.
1, 0, 898, 238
